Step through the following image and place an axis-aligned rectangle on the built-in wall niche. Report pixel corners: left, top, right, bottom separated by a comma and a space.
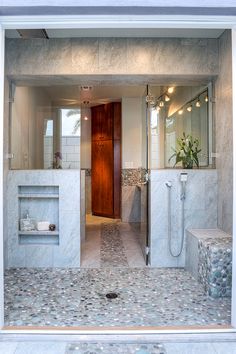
18, 185, 59, 245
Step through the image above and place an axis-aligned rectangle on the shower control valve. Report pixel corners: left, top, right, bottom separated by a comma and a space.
180, 173, 188, 182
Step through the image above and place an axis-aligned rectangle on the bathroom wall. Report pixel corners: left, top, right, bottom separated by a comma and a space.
7, 170, 81, 268
150, 170, 218, 267
215, 30, 233, 234
5, 38, 218, 77
11, 86, 52, 169
121, 97, 144, 222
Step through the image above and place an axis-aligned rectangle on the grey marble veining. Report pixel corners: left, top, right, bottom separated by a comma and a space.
122, 186, 141, 222
7, 170, 81, 268
150, 170, 218, 267
215, 30, 233, 234
5, 38, 219, 77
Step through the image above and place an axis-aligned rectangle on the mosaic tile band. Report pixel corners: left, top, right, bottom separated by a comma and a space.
66, 342, 166, 354
101, 223, 129, 267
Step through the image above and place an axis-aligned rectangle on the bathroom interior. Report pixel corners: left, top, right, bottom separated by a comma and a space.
2, 28, 233, 328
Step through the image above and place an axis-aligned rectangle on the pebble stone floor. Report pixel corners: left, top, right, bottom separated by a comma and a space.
4, 267, 231, 327
101, 223, 129, 267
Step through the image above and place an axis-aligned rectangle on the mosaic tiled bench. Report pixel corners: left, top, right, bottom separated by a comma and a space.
186, 229, 232, 298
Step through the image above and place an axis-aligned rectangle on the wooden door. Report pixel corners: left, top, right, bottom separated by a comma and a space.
92, 140, 114, 217
91, 103, 121, 218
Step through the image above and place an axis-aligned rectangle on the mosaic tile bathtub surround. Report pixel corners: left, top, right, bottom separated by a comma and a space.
198, 237, 232, 298
4, 268, 231, 327
101, 223, 128, 267
66, 342, 166, 354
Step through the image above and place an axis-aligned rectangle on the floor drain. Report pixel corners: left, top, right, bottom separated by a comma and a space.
106, 292, 118, 299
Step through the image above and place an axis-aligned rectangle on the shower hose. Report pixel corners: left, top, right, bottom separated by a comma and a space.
166, 181, 186, 257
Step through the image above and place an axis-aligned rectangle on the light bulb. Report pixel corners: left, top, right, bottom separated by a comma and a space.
205, 95, 209, 102
187, 105, 192, 112
178, 109, 183, 115
159, 100, 164, 107
167, 87, 174, 94
165, 94, 170, 102
84, 116, 88, 121
196, 100, 201, 108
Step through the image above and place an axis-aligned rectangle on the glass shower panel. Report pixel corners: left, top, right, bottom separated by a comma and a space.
165, 89, 209, 168
10, 85, 81, 170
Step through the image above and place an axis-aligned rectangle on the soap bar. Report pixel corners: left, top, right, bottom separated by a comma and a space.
36, 221, 50, 231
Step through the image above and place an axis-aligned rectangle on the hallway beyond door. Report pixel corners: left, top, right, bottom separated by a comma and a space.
81, 215, 146, 268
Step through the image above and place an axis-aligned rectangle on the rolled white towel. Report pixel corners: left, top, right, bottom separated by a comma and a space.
36, 221, 50, 231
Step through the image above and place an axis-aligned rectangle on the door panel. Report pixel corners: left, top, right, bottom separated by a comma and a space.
92, 140, 114, 217
91, 102, 121, 218
100, 103, 113, 141
91, 105, 102, 142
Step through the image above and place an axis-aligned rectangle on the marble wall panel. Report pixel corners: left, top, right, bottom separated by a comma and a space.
150, 169, 218, 267
5, 37, 219, 77
7, 170, 80, 268
122, 186, 141, 222
71, 38, 99, 74
215, 30, 233, 234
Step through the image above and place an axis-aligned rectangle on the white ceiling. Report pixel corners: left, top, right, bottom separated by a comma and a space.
44, 85, 147, 106
5, 28, 225, 39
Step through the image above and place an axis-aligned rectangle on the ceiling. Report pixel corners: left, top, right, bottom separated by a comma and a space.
44, 85, 148, 107
5, 28, 225, 39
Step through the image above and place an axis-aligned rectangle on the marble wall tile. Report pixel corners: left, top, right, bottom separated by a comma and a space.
127, 38, 156, 74
215, 30, 233, 234
98, 38, 127, 74
186, 231, 200, 278
6, 170, 81, 268
6, 39, 72, 75
5, 37, 219, 76
53, 211, 80, 267
150, 169, 218, 267
25, 245, 53, 267
71, 38, 99, 74
122, 186, 141, 222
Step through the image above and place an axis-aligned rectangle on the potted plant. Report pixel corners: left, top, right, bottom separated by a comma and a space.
168, 133, 201, 169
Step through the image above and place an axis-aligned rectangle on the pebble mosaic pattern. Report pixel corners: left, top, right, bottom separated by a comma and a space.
4, 268, 231, 327
66, 342, 166, 354
122, 169, 146, 186
101, 223, 128, 267
198, 237, 232, 298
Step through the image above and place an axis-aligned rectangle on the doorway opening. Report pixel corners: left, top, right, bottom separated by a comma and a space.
80, 86, 149, 268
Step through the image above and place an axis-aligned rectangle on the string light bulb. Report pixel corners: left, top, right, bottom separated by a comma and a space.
165, 94, 170, 102
205, 95, 209, 102
167, 87, 174, 94
196, 98, 201, 108
159, 100, 164, 107
178, 109, 183, 115
84, 116, 88, 121
187, 105, 192, 112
